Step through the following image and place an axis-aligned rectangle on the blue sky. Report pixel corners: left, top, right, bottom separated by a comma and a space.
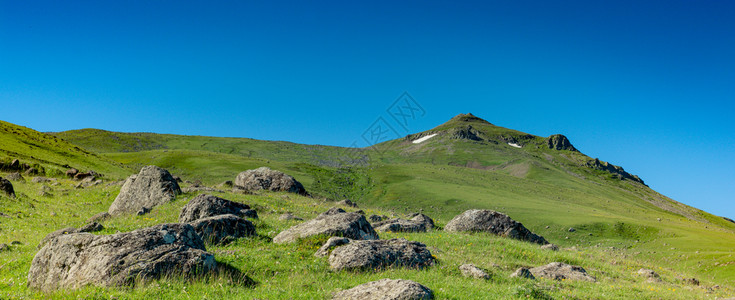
1, 1, 734, 219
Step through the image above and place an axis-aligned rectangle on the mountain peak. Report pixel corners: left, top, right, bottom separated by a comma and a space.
449, 113, 493, 125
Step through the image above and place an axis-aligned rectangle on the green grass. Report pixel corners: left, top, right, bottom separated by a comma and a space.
1, 179, 733, 299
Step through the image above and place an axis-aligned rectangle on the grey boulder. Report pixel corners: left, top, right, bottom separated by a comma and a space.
108, 166, 181, 215
0, 177, 14, 198
373, 214, 435, 233
178, 194, 254, 223
234, 167, 307, 195
444, 209, 548, 245
333, 278, 433, 300
529, 262, 596, 282
28, 223, 216, 292
190, 214, 255, 245
329, 238, 435, 271
273, 210, 378, 244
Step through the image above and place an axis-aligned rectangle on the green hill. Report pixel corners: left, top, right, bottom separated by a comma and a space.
1, 116, 733, 298
0, 121, 128, 179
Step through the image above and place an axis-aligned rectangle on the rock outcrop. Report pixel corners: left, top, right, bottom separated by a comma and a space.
328, 238, 434, 271
190, 214, 255, 245
273, 210, 378, 244
28, 223, 216, 291
178, 194, 253, 223
546, 134, 577, 151
529, 262, 596, 282
0, 177, 14, 198
234, 167, 307, 195
444, 209, 548, 245
333, 279, 434, 300
585, 158, 645, 185
108, 166, 181, 215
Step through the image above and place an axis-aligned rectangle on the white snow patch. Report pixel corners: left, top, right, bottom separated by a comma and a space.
508, 142, 522, 148
412, 133, 438, 144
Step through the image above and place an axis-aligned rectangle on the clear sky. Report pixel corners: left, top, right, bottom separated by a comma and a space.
1, 1, 734, 219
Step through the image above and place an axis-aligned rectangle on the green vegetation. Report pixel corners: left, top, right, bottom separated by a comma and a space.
0, 115, 733, 299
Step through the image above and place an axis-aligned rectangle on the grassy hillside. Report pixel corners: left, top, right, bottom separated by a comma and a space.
1, 116, 732, 298
0, 121, 129, 179
1, 179, 732, 299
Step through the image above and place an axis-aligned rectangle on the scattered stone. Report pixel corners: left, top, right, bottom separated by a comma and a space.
337, 199, 358, 208
179, 194, 253, 223
274, 209, 378, 244
314, 237, 351, 257
354, 210, 365, 215
444, 209, 548, 245
86, 212, 111, 223
637, 268, 661, 282
30, 177, 51, 183
216, 180, 233, 189
408, 213, 435, 229
108, 166, 181, 216
6, 172, 24, 181
10, 241, 21, 245
568, 227, 576, 232
684, 277, 700, 286
0, 243, 9, 251
136, 207, 151, 216
234, 167, 307, 195
173, 176, 183, 183
25, 168, 40, 175
459, 264, 490, 280
190, 214, 255, 245
368, 215, 385, 222
74, 172, 95, 181
328, 238, 434, 271
279, 213, 304, 221
65, 168, 79, 178
510, 267, 535, 279
28, 223, 216, 292
0, 177, 15, 198
373, 214, 435, 233
540, 244, 559, 251
529, 262, 596, 282
333, 278, 434, 300
545, 225, 550, 229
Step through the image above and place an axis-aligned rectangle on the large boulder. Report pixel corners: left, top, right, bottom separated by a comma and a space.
108, 166, 181, 215
444, 209, 548, 245
190, 214, 255, 245
178, 194, 254, 223
333, 278, 434, 300
28, 223, 216, 292
529, 262, 596, 282
0, 177, 14, 198
273, 210, 378, 244
373, 214, 435, 233
328, 238, 435, 271
234, 167, 307, 195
